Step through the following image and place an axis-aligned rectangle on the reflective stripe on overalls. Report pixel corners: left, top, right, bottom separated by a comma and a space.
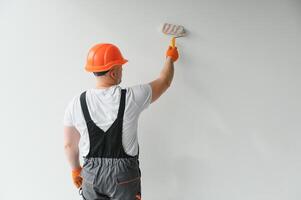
79, 89, 141, 200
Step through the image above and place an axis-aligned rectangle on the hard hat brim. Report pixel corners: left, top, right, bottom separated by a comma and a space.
85, 59, 128, 72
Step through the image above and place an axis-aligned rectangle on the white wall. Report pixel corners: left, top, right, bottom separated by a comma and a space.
0, 0, 300, 199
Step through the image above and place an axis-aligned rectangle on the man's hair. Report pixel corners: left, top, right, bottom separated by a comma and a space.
93, 70, 110, 77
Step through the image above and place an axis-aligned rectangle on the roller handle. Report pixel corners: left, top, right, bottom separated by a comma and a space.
171, 37, 176, 48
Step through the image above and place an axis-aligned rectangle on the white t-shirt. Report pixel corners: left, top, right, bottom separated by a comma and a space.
63, 84, 152, 157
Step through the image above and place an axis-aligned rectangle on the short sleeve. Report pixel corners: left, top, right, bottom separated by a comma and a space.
128, 83, 152, 112
63, 101, 74, 127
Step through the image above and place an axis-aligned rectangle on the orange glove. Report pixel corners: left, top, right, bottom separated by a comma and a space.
72, 167, 83, 188
166, 46, 179, 62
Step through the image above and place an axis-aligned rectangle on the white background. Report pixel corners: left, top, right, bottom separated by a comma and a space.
0, 0, 300, 199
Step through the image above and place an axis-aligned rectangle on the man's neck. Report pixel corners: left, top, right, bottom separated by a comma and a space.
95, 82, 116, 89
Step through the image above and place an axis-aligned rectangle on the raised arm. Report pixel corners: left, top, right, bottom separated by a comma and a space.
149, 45, 179, 103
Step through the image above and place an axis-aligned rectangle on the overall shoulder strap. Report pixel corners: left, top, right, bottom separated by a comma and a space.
80, 91, 93, 123
117, 89, 126, 119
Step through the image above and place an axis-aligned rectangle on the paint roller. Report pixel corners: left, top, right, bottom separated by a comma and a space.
162, 23, 186, 47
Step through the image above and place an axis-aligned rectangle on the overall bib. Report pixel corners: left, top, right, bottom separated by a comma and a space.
80, 89, 141, 200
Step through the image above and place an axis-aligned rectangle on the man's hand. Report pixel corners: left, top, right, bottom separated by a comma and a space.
72, 167, 83, 188
166, 46, 179, 62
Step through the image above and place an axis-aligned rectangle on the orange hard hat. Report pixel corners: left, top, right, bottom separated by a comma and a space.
85, 43, 128, 72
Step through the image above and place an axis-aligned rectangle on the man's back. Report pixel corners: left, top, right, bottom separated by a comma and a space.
63, 84, 152, 157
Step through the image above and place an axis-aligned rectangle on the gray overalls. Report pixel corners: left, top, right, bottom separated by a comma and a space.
79, 89, 141, 200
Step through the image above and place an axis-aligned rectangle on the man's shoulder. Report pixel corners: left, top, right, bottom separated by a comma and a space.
124, 84, 152, 111
65, 91, 83, 110
125, 83, 151, 94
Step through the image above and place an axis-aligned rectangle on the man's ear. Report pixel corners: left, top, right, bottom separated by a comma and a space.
109, 69, 117, 80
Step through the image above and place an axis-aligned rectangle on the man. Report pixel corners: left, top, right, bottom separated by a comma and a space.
63, 41, 179, 200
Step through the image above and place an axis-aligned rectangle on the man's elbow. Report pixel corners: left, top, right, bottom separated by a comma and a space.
64, 143, 76, 151
64, 143, 70, 149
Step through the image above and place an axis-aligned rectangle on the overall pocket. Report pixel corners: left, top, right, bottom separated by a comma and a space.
116, 168, 141, 185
